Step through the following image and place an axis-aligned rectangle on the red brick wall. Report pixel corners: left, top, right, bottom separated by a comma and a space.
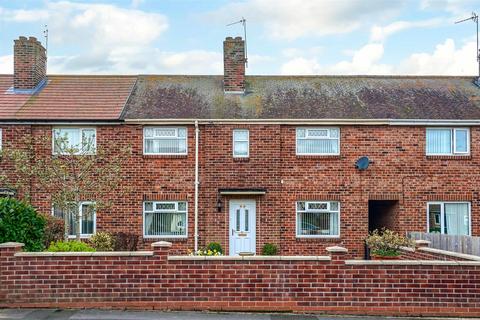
1, 244, 480, 316
1, 124, 479, 257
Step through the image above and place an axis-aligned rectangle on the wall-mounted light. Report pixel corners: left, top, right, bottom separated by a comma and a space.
216, 197, 223, 213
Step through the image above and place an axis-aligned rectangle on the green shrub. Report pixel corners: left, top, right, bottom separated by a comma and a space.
365, 228, 414, 257
205, 242, 223, 254
47, 240, 95, 252
89, 232, 115, 251
43, 215, 65, 248
261, 243, 278, 255
0, 197, 46, 251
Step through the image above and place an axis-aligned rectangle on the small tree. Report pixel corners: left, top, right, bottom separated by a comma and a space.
1, 131, 131, 240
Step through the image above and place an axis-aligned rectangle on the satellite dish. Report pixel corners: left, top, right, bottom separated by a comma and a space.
355, 156, 370, 170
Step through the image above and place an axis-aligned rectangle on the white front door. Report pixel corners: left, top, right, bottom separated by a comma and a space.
229, 200, 256, 256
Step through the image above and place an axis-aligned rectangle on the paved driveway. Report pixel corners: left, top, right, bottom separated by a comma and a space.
0, 309, 447, 320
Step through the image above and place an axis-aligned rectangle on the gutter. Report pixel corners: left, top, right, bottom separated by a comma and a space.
194, 120, 200, 252
123, 118, 480, 126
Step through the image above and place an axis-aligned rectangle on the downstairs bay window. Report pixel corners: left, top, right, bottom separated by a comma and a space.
427, 202, 470, 235
296, 201, 340, 237
52, 202, 96, 238
143, 201, 187, 238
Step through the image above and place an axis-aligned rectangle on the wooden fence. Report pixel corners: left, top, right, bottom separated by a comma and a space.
408, 232, 480, 256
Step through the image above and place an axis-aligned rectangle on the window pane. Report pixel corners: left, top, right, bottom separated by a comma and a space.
81, 204, 95, 235
236, 209, 240, 231
155, 128, 176, 137
297, 128, 306, 138
156, 203, 175, 210
177, 128, 186, 138
82, 129, 96, 153
455, 130, 468, 153
297, 139, 338, 154
428, 204, 441, 233
145, 212, 186, 236
244, 209, 249, 231
234, 141, 249, 156
445, 203, 469, 235
234, 130, 248, 141
297, 211, 339, 236
178, 202, 187, 211
144, 202, 153, 211
426, 129, 451, 154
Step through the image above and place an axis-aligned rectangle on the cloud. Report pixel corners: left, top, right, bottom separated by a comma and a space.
398, 38, 477, 75
0, 55, 13, 74
0, 1, 169, 74
420, 0, 479, 16
280, 38, 478, 76
281, 43, 392, 75
207, 0, 406, 40
370, 18, 443, 42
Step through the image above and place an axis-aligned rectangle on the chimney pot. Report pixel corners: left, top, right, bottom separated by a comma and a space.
223, 36, 245, 93
13, 35, 47, 91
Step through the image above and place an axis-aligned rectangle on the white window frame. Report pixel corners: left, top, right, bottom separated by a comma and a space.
426, 127, 470, 156
51, 201, 96, 239
232, 129, 249, 158
143, 201, 188, 239
296, 127, 340, 156
296, 201, 340, 238
426, 201, 471, 236
52, 127, 97, 155
143, 127, 188, 155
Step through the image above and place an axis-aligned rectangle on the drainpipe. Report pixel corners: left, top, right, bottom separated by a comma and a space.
194, 120, 200, 252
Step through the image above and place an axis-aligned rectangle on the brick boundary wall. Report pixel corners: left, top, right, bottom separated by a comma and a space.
1, 242, 480, 317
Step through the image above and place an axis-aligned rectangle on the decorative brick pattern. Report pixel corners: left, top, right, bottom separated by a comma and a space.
1, 244, 480, 316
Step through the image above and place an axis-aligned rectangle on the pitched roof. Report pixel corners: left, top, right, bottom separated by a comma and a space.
0, 75, 136, 121
122, 75, 480, 120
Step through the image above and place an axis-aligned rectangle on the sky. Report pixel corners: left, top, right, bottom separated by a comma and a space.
0, 0, 479, 76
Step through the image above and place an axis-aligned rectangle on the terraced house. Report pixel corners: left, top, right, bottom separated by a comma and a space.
1, 35, 480, 257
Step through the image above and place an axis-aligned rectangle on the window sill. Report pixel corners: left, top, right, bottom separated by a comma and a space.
426, 155, 471, 160
143, 236, 188, 242
233, 157, 249, 162
296, 155, 341, 159
143, 154, 188, 159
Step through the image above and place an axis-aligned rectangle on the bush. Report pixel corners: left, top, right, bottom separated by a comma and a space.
0, 197, 46, 251
205, 242, 223, 254
261, 243, 278, 255
365, 228, 414, 257
112, 232, 138, 251
89, 232, 115, 251
43, 215, 64, 248
47, 240, 95, 252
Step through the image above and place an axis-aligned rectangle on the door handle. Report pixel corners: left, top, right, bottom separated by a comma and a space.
232, 229, 235, 236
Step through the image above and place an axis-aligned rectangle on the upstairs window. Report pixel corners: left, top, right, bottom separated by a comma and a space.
296, 127, 340, 155
296, 201, 340, 237
143, 201, 187, 238
52, 202, 96, 238
144, 127, 187, 155
53, 128, 96, 155
428, 202, 470, 236
233, 129, 249, 158
426, 128, 469, 155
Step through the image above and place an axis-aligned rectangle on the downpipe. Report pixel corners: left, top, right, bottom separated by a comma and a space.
194, 120, 200, 252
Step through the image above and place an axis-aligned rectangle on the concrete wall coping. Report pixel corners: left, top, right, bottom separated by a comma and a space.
151, 241, 172, 248
325, 246, 348, 253
15, 251, 153, 257
168, 255, 331, 261
0, 242, 24, 248
345, 259, 480, 266
418, 246, 480, 261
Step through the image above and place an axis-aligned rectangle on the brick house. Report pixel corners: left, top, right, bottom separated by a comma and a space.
1, 35, 480, 257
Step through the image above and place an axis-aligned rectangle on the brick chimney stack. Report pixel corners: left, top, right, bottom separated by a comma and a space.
14, 36, 47, 91
223, 36, 245, 93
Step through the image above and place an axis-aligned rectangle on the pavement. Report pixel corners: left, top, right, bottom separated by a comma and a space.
0, 309, 461, 320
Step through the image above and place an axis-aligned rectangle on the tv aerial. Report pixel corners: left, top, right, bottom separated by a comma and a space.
227, 17, 248, 67
455, 12, 479, 79
43, 24, 48, 56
